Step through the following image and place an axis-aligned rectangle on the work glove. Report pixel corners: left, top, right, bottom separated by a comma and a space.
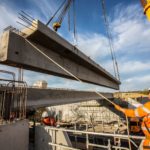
114, 104, 122, 111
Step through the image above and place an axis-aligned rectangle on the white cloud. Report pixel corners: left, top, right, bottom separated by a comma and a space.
112, 4, 150, 54
120, 61, 150, 74
0, 0, 57, 33
29, 0, 57, 23
19, 71, 115, 92
77, 33, 110, 60
77, 4, 150, 58
102, 60, 150, 75
122, 75, 150, 91
23, 71, 51, 86
0, 4, 18, 32
76, 4, 150, 91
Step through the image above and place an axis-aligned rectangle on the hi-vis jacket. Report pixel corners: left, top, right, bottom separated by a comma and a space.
115, 101, 150, 149
115, 102, 150, 137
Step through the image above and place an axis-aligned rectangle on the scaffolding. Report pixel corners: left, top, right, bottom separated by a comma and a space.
44, 126, 144, 150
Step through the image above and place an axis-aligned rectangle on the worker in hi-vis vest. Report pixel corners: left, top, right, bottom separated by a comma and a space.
115, 88, 150, 150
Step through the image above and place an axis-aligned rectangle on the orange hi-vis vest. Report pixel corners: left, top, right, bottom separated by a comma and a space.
42, 117, 56, 126
116, 102, 150, 149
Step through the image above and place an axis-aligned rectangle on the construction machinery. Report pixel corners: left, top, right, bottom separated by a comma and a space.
141, 0, 150, 20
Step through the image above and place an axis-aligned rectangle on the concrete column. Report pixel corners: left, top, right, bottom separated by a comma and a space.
0, 120, 29, 150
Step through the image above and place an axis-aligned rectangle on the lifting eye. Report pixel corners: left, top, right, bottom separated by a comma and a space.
53, 22, 61, 32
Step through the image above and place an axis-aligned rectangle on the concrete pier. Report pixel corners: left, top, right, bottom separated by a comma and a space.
0, 120, 29, 150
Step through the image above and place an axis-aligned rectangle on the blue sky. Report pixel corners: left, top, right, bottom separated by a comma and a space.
0, 0, 149, 92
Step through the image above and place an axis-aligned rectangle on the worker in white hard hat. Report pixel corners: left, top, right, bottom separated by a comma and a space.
42, 111, 49, 118
115, 88, 150, 149
41, 110, 56, 126
41, 111, 50, 125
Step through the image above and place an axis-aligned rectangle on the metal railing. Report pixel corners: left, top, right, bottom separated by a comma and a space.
45, 126, 145, 150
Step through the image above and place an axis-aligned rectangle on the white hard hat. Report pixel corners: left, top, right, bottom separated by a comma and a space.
42, 111, 49, 118
148, 88, 150, 91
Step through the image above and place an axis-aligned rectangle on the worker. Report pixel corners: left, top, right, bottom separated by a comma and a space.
41, 111, 50, 125
115, 88, 150, 150
41, 110, 56, 126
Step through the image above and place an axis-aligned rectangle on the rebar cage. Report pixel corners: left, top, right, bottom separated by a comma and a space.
0, 70, 27, 124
